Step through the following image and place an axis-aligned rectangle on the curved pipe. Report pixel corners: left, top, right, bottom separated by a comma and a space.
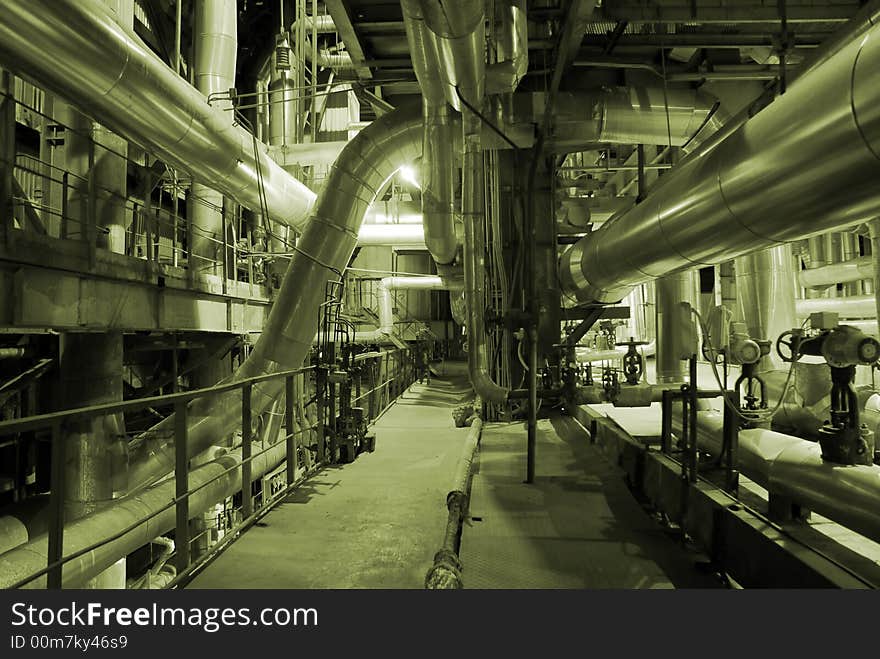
486, 0, 529, 94
126, 106, 424, 491
559, 22, 880, 304
355, 275, 464, 342
417, 0, 485, 110
0, 0, 316, 231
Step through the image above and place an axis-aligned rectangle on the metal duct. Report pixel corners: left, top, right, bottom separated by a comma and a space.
190, 0, 236, 274
417, 0, 485, 110
0, 0, 316, 231
0, 440, 287, 589
687, 411, 880, 546
486, 0, 529, 94
559, 22, 880, 305
402, 0, 461, 268
126, 106, 424, 491
800, 256, 873, 289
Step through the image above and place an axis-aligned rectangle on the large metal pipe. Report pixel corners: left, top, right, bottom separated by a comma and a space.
799, 256, 873, 289
559, 21, 880, 305
126, 106, 424, 491
189, 0, 237, 275
402, 0, 460, 267
417, 0, 485, 110
0, 440, 287, 589
356, 223, 426, 247
655, 271, 699, 383
688, 410, 880, 545
355, 275, 463, 341
0, 0, 316, 231
486, 0, 529, 94
796, 296, 878, 319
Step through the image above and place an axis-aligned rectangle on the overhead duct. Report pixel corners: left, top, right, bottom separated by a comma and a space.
126, 106, 424, 491
0, 0, 316, 231
417, 0, 486, 110
402, 0, 460, 267
559, 22, 880, 305
486, 0, 529, 94
355, 276, 463, 342
189, 0, 236, 274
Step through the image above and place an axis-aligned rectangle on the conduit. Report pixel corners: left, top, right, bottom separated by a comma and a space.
0, 0, 316, 231
559, 20, 880, 305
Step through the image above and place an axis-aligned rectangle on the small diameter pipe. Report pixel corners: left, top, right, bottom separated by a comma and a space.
425, 416, 483, 589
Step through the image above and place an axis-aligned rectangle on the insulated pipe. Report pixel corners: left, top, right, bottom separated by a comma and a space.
356, 223, 426, 247
0, 440, 287, 589
402, 0, 460, 267
559, 22, 880, 305
686, 410, 880, 545
125, 106, 424, 491
0, 0, 316, 231
486, 0, 529, 94
799, 256, 874, 289
796, 296, 878, 319
189, 0, 237, 275
355, 275, 463, 342
417, 0, 485, 110
462, 114, 509, 405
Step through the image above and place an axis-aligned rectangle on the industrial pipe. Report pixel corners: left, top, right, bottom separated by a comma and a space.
0, 0, 316, 231
687, 410, 880, 545
356, 223, 426, 247
0, 440, 287, 589
354, 275, 463, 342
796, 296, 877, 319
799, 256, 873, 289
486, 0, 529, 94
126, 106, 424, 491
417, 0, 485, 111
559, 21, 880, 305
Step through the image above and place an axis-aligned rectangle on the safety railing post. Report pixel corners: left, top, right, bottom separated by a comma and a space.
285, 375, 295, 487
241, 383, 253, 519
174, 400, 190, 574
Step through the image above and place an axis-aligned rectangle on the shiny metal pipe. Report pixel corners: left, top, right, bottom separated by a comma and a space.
417, 0, 485, 110
0, 0, 316, 230
462, 114, 508, 404
735, 245, 797, 370
356, 223, 426, 247
0, 440, 287, 589
559, 21, 880, 305
655, 271, 699, 383
126, 106, 424, 491
796, 295, 878, 319
486, 0, 528, 94
355, 275, 463, 341
689, 410, 880, 545
799, 256, 873, 289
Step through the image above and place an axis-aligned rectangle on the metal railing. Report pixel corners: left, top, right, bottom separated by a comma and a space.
0, 346, 417, 590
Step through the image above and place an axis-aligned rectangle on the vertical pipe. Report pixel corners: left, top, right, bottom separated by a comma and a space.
869, 220, 880, 328
174, 400, 190, 574
285, 375, 295, 486
526, 326, 537, 483
655, 271, 699, 383
241, 383, 253, 518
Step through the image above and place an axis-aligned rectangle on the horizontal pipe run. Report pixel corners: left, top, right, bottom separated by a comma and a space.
796, 296, 877, 319
559, 19, 880, 304
0, 0, 316, 231
800, 257, 874, 288
687, 410, 880, 546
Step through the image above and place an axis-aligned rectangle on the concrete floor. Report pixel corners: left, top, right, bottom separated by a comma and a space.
188, 373, 473, 589
459, 414, 722, 588
189, 365, 719, 589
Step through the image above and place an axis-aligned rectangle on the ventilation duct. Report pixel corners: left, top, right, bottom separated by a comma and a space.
559, 23, 880, 305
0, 0, 316, 231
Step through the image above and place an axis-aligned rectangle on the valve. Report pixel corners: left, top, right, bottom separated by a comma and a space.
616, 336, 649, 386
